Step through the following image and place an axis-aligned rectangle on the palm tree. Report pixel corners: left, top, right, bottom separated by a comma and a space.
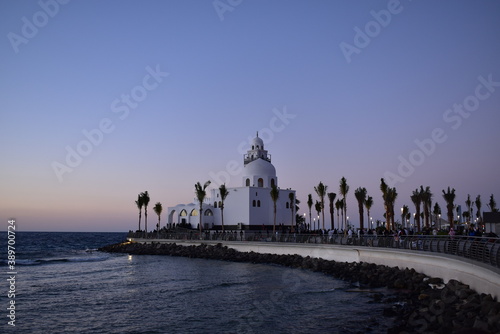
270, 185, 280, 233
364, 196, 373, 230
339, 177, 349, 231
328, 192, 336, 230
314, 182, 327, 230
195, 181, 211, 234
475, 195, 482, 225
307, 194, 313, 231
411, 188, 422, 232
141, 191, 150, 237
465, 194, 472, 224
442, 187, 456, 229
354, 187, 367, 231
288, 192, 295, 231
219, 184, 229, 232
386, 187, 398, 230
488, 194, 498, 212
380, 179, 397, 230
420, 186, 433, 229
153, 202, 162, 238
335, 199, 343, 230
135, 194, 144, 232
314, 200, 322, 230
380, 178, 389, 230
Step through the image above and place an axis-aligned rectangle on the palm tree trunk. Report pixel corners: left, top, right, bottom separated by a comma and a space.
221, 207, 225, 232
138, 211, 141, 231
199, 204, 203, 235
330, 209, 334, 231
273, 205, 277, 234
144, 209, 148, 238
309, 209, 312, 232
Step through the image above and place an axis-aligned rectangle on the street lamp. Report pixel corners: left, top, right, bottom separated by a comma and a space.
313, 218, 315, 231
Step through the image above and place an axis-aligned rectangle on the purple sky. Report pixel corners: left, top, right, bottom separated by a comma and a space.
1, 0, 499, 232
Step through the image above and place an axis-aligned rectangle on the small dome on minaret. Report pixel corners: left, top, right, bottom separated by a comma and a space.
242, 132, 277, 188
251, 132, 264, 150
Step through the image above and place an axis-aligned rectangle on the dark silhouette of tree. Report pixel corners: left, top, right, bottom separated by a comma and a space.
442, 187, 456, 229
141, 191, 150, 237
195, 181, 211, 234
307, 194, 313, 231
488, 194, 498, 212
153, 202, 162, 238
314, 182, 327, 230
354, 187, 367, 231
135, 194, 144, 232
339, 177, 349, 230
328, 192, 336, 230
219, 184, 229, 232
411, 188, 423, 232
270, 185, 280, 233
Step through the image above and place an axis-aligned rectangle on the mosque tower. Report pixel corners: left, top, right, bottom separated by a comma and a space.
242, 132, 277, 188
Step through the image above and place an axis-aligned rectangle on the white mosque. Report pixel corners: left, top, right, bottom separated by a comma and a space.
166, 133, 296, 230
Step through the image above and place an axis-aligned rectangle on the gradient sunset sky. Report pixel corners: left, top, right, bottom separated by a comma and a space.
1, 0, 499, 232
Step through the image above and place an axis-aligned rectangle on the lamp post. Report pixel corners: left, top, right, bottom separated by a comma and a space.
303, 213, 306, 231
313, 218, 315, 231
401, 207, 404, 228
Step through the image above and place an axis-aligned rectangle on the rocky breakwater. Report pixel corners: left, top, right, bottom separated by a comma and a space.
100, 241, 500, 333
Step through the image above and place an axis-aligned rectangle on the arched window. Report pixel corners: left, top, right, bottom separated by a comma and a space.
180, 210, 187, 216
214, 202, 218, 208
246, 178, 250, 187
271, 178, 275, 187
252, 145, 254, 150
218, 201, 222, 207
258, 178, 263, 187
257, 200, 261, 207
252, 200, 256, 207
204, 209, 213, 216
190, 209, 198, 216
286, 202, 289, 209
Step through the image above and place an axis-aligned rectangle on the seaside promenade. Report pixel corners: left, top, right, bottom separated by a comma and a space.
128, 232, 500, 299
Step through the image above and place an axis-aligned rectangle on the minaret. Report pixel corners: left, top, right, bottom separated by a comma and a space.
242, 132, 277, 188
244, 132, 271, 165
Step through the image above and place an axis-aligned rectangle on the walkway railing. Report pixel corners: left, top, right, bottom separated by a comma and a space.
129, 231, 500, 270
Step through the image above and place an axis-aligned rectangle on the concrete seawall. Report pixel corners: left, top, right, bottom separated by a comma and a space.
130, 238, 500, 299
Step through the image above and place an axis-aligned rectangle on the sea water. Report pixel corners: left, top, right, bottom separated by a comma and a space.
0, 232, 394, 333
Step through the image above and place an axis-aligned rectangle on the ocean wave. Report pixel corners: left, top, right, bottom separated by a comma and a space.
1, 255, 109, 266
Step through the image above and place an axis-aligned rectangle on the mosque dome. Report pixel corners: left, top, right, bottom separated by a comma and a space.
242, 158, 276, 178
